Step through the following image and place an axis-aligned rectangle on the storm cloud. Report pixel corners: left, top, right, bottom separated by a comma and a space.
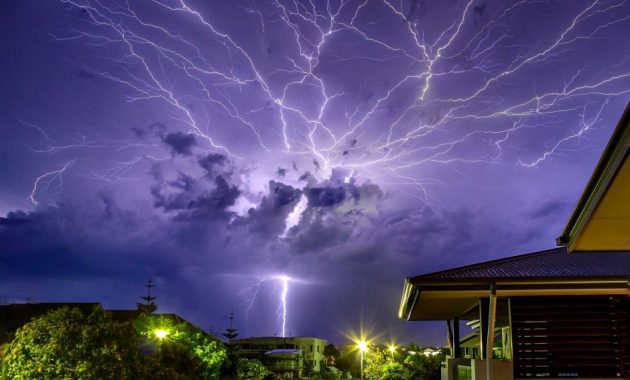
1, 0, 629, 345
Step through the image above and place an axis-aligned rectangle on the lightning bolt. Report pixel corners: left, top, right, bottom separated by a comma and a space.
27, 0, 630, 203
278, 275, 289, 338
241, 274, 293, 337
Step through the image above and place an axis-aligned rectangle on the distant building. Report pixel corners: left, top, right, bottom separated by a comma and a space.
234, 336, 328, 379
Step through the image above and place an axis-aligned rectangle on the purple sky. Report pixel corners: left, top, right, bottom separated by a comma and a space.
1, 0, 629, 346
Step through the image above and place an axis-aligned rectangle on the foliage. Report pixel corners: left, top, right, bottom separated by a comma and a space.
335, 349, 360, 377
136, 314, 228, 379
236, 358, 271, 380
364, 349, 407, 380
359, 344, 447, 380
402, 345, 447, 380
0, 307, 178, 380
324, 343, 340, 362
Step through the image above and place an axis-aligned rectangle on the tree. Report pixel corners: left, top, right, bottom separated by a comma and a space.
402, 346, 447, 380
0, 307, 178, 380
382, 362, 407, 380
362, 348, 410, 380
136, 314, 228, 380
137, 278, 158, 314
236, 358, 271, 380
335, 349, 360, 378
323, 343, 340, 364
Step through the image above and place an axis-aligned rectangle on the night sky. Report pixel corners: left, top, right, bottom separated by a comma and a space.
1, 0, 629, 346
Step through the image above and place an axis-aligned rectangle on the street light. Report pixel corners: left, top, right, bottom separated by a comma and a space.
388, 344, 397, 361
357, 340, 368, 380
154, 329, 169, 340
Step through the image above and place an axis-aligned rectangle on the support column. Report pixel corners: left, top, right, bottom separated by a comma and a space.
486, 284, 497, 380
479, 298, 489, 360
453, 317, 460, 359
447, 319, 454, 356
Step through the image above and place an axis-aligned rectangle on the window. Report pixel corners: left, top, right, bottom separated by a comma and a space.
317, 345, 320, 353
310, 344, 313, 352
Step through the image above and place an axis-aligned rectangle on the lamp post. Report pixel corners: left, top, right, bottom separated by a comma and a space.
358, 340, 368, 380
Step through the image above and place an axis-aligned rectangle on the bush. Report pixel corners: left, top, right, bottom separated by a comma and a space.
236, 358, 271, 380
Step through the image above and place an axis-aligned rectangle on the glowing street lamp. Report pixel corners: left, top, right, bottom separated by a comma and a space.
388, 344, 397, 360
357, 340, 368, 380
358, 340, 368, 353
154, 329, 169, 340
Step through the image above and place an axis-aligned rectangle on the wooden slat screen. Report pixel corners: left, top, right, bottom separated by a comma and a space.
511, 296, 629, 378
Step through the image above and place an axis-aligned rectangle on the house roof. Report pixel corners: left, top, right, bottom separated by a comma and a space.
399, 248, 630, 321
410, 247, 630, 283
558, 101, 630, 251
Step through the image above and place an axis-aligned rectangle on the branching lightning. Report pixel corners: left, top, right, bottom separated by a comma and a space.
25, 0, 630, 202
12, 0, 630, 340
29, 161, 75, 205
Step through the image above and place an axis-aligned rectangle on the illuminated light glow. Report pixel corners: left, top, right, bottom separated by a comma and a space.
388, 344, 396, 353
154, 329, 169, 339
358, 340, 368, 352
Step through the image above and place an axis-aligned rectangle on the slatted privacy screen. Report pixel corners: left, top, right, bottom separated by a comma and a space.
511, 296, 629, 378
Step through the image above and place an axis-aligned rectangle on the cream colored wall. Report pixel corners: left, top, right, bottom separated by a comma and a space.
293, 337, 327, 372
573, 157, 630, 251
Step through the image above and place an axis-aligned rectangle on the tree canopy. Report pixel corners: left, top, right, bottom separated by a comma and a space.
0, 307, 178, 379
0, 307, 228, 380
236, 358, 271, 380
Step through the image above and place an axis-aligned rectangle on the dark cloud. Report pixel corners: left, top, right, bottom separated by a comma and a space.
0, 205, 141, 279
288, 213, 353, 255
151, 173, 197, 211
152, 171, 239, 221
189, 176, 240, 217
305, 186, 346, 208
131, 127, 147, 139
244, 181, 302, 236
276, 167, 287, 177
198, 153, 229, 177
529, 199, 572, 220
298, 171, 316, 184
162, 132, 196, 156
304, 179, 383, 210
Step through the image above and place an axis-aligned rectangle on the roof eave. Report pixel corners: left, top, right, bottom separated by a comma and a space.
398, 278, 419, 320
410, 275, 630, 286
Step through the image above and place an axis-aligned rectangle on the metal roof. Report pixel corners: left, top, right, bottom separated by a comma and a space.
410, 247, 630, 283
